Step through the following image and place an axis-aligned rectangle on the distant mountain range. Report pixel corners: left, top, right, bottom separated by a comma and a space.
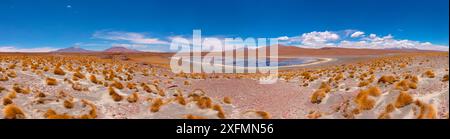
53, 45, 442, 54
53, 46, 141, 53
53, 47, 94, 53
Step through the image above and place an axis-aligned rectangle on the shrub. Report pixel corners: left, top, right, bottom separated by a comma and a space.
310, 89, 326, 104
394, 91, 413, 108
46, 77, 57, 85
3, 104, 26, 119
127, 92, 139, 103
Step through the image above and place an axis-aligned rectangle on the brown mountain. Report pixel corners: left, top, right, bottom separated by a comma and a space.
103, 47, 142, 53
53, 47, 94, 53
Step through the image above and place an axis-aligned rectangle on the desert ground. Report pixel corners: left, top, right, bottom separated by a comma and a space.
0, 48, 448, 119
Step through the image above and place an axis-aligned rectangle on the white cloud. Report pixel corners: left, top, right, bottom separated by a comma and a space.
350, 31, 365, 38
0, 46, 57, 52
277, 36, 289, 41
278, 30, 448, 51
111, 43, 148, 49
300, 31, 340, 46
93, 31, 169, 45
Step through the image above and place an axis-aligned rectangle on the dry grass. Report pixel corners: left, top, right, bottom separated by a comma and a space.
185, 114, 207, 119
3, 97, 13, 106
423, 70, 435, 78
127, 92, 139, 103
46, 77, 57, 85
213, 104, 226, 119
3, 104, 26, 119
63, 99, 74, 109
223, 97, 232, 104
150, 98, 164, 112
310, 89, 326, 104
196, 96, 213, 109
378, 75, 397, 84
54, 66, 66, 75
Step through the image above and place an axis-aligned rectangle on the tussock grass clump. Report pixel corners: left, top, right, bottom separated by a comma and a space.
150, 98, 164, 112
184, 80, 191, 86
354, 88, 379, 110
108, 87, 123, 102
415, 100, 437, 119
127, 92, 139, 103
54, 67, 66, 75
185, 114, 206, 119
223, 97, 232, 104
46, 77, 57, 85
73, 71, 85, 79
3, 104, 26, 119
0, 74, 8, 81
310, 89, 326, 104
442, 74, 449, 82
358, 80, 370, 87
255, 111, 271, 119
367, 86, 381, 97
213, 104, 226, 119
319, 82, 331, 93
81, 99, 98, 119
7, 70, 17, 78
44, 109, 74, 119
111, 80, 124, 89
196, 96, 213, 109
395, 79, 417, 91
63, 99, 74, 109
13, 83, 30, 94
423, 70, 435, 78
126, 82, 137, 89
176, 95, 186, 105
394, 91, 413, 108
7, 91, 17, 99
306, 111, 322, 119
3, 97, 13, 106
90, 75, 98, 84
378, 75, 397, 84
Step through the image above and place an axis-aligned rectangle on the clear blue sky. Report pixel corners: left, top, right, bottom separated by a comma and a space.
0, 0, 448, 51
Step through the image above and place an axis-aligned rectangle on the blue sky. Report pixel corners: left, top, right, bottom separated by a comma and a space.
0, 0, 448, 52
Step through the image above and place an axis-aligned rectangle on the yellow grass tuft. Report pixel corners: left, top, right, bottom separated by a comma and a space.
108, 87, 123, 102
394, 91, 413, 108
354, 89, 376, 110
176, 95, 186, 105
213, 104, 226, 119
54, 67, 66, 75
378, 75, 396, 84
423, 70, 435, 78
73, 71, 85, 79
150, 98, 163, 112
442, 74, 449, 82
111, 80, 124, 89
395, 79, 417, 91
3, 97, 13, 106
126, 82, 137, 89
63, 99, 74, 109
127, 92, 139, 103
185, 114, 207, 119
90, 75, 98, 84
223, 97, 232, 104
310, 89, 326, 104
46, 77, 57, 85
358, 80, 370, 87
3, 104, 26, 119
367, 86, 381, 97
196, 96, 213, 109
255, 111, 271, 119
